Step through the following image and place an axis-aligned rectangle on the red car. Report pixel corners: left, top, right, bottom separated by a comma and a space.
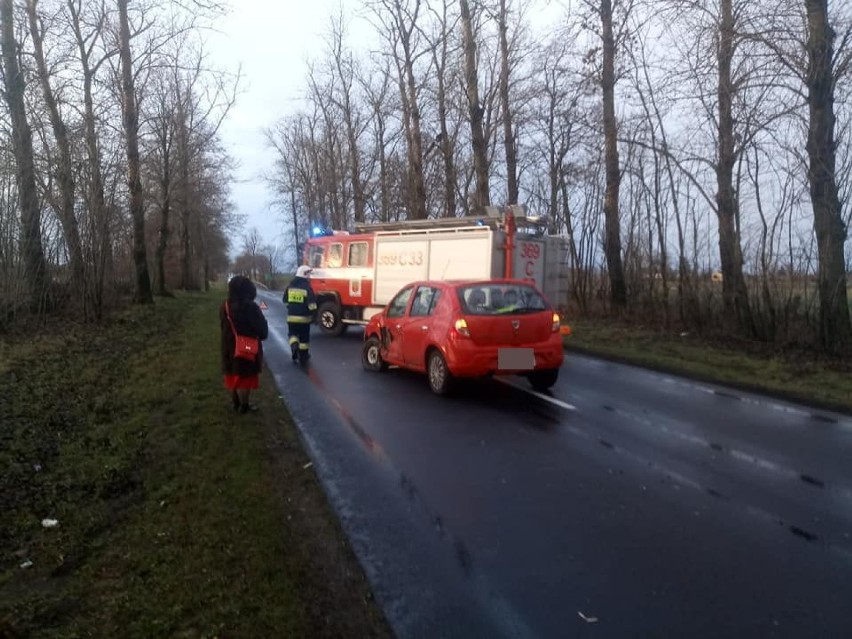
361, 279, 566, 395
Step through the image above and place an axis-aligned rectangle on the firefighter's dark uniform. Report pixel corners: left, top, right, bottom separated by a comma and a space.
283, 274, 317, 361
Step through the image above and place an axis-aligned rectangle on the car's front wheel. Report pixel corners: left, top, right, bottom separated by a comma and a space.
427, 349, 454, 395
528, 368, 559, 392
362, 336, 388, 372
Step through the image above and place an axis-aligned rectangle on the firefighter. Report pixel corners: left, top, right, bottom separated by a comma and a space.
283, 265, 317, 363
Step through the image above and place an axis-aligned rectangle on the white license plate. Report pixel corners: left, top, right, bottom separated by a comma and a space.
498, 348, 535, 370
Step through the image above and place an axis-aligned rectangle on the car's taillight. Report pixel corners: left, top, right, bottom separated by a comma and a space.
552, 312, 560, 332
453, 318, 471, 338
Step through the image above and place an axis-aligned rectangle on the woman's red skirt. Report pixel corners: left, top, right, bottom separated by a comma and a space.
224, 374, 259, 390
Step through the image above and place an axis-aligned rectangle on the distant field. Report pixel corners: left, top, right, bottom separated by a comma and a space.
565, 320, 852, 415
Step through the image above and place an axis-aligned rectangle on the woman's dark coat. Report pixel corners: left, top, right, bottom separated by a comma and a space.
220, 299, 269, 376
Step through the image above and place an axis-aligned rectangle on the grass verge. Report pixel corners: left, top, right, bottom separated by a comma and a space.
0, 291, 391, 638
565, 319, 852, 415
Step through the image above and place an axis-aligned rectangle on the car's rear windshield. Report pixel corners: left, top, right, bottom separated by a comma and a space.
458, 283, 549, 315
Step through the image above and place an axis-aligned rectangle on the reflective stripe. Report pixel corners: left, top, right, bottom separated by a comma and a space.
307, 303, 317, 311
288, 336, 299, 345
288, 315, 313, 323
298, 343, 310, 351
287, 288, 308, 303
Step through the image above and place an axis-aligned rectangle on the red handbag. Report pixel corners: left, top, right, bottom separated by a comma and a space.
225, 302, 259, 361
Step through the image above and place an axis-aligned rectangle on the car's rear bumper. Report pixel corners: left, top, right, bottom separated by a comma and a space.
443, 338, 564, 378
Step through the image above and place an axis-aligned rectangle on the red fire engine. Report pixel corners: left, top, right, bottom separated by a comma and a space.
302, 207, 569, 335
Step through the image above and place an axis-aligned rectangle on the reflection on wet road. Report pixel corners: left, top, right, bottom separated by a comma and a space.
258, 290, 852, 638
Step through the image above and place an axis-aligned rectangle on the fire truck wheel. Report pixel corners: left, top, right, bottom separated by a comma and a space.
427, 349, 454, 396
528, 368, 559, 392
317, 300, 346, 336
361, 336, 388, 372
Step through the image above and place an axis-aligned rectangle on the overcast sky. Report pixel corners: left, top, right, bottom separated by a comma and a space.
208, 0, 560, 262
208, 0, 363, 256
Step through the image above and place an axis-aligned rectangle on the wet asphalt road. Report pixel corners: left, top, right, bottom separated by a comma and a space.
257, 291, 852, 639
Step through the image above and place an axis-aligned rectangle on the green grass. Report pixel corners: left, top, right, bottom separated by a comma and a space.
565, 320, 852, 414
0, 292, 390, 638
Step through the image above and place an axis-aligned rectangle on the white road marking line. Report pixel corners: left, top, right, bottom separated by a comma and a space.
660, 376, 852, 427
495, 377, 577, 411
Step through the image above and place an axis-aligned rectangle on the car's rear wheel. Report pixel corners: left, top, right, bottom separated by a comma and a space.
427, 349, 453, 395
528, 368, 559, 392
362, 336, 388, 372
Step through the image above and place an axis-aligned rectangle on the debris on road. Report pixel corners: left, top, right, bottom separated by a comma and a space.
303, 462, 313, 470
41, 519, 59, 528
578, 611, 599, 623
20, 560, 33, 569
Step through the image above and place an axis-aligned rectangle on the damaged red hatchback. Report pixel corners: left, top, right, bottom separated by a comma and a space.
361, 279, 566, 395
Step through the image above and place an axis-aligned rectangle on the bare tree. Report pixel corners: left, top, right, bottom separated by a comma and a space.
148, 65, 178, 296
260, 242, 283, 282
2, 0, 50, 308
68, 0, 113, 317
460, 0, 490, 211
716, 0, 756, 335
117, 0, 152, 303
497, 0, 518, 204
596, 0, 629, 307
25, 0, 86, 308
369, 0, 429, 219
803, 0, 852, 350
420, 0, 460, 217
358, 58, 399, 222
329, 15, 367, 224
241, 227, 262, 281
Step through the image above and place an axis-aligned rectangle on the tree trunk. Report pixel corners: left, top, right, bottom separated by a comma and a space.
715, 0, 754, 336
431, 8, 456, 218
69, 0, 110, 318
402, 45, 427, 219
498, 0, 518, 204
26, 0, 85, 309
804, 0, 852, 351
334, 50, 366, 224
178, 99, 195, 290
1, 0, 50, 309
117, 0, 152, 304
153, 78, 175, 297
436, 71, 457, 217
377, 115, 389, 221
156, 195, 171, 295
345, 115, 365, 224
460, 0, 490, 212
600, 0, 627, 307
155, 134, 172, 296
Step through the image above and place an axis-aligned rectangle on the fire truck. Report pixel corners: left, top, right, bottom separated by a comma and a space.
302, 206, 570, 335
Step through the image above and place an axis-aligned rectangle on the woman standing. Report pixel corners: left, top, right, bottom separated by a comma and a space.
221, 276, 268, 413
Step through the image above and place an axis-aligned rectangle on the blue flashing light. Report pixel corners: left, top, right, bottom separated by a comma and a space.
311, 225, 323, 237
475, 219, 486, 226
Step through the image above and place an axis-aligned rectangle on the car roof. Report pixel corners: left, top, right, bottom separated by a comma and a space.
406, 279, 539, 288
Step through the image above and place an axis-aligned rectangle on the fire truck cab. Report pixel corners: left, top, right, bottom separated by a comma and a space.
303, 207, 569, 336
